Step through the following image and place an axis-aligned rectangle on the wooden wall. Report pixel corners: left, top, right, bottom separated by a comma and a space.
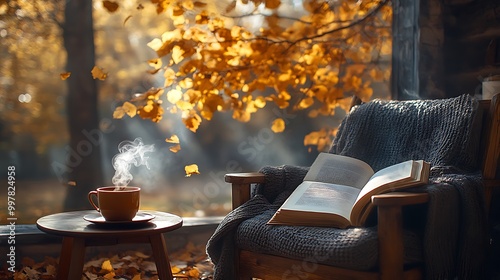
443, 0, 500, 98
392, 0, 500, 99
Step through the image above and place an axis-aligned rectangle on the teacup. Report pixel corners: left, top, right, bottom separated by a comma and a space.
88, 186, 140, 221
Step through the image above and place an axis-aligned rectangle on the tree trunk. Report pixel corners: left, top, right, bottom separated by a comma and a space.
62, 0, 103, 210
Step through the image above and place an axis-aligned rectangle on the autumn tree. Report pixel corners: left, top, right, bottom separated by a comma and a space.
0, 1, 104, 210
114, 0, 392, 151
0, 1, 67, 155
61, 0, 104, 210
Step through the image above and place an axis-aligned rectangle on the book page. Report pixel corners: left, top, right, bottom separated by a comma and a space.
358, 160, 416, 199
303, 153, 374, 189
350, 160, 419, 225
279, 181, 361, 220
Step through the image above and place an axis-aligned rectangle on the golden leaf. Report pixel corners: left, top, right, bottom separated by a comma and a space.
147, 38, 164, 52
171, 265, 182, 274
369, 68, 384, 81
232, 109, 251, 122
179, 78, 193, 89
101, 260, 113, 272
172, 45, 185, 64
103, 271, 116, 279
254, 96, 266, 108
165, 135, 180, 144
164, 68, 176, 87
138, 101, 164, 123
182, 111, 202, 132
173, 14, 185, 26
169, 144, 181, 153
148, 58, 162, 69
91, 66, 108, 80
303, 131, 322, 146
298, 97, 314, 109
113, 107, 125, 119
122, 101, 137, 117
167, 88, 183, 104
143, 100, 154, 112
60, 72, 71, 80
337, 97, 353, 112
176, 100, 194, 111
102, 1, 119, 13
271, 118, 285, 133
265, 0, 281, 9
195, 10, 210, 24
185, 164, 200, 177
187, 267, 201, 277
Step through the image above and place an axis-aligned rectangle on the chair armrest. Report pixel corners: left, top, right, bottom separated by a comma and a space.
372, 192, 429, 280
372, 192, 429, 206
225, 173, 266, 209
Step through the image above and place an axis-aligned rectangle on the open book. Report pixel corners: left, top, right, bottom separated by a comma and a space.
267, 153, 430, 228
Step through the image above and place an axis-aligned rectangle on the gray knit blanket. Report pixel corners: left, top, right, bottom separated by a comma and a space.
207, 94, 489, 279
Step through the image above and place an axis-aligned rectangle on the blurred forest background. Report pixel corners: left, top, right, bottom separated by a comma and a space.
0, 0, 391, 223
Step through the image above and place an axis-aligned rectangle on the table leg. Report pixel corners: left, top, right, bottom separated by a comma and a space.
57, 237, 86, 280
149, 233, 174, 280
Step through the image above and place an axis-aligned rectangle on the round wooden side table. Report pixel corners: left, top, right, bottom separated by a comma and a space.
36, 210, 183, 280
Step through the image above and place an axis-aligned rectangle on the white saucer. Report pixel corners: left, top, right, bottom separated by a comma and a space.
83, 211, 155, 224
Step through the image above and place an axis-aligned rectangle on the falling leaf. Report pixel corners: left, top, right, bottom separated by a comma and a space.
67, 181, 77, 186
182, 111, 202, 132
122, 101, 137, 117
148, 58, 162, 69
165, 135, 180, 144
113, 107, 126, 119
169, 144, 181, 153
271, 118, 285, 133
91, 66, 108, 80
102, 1, 119, 12
101, 259, 113, 272
60, 72, 71, 80
185, 164, 200, 177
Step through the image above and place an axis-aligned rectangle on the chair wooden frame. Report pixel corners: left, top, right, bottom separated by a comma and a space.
224, 94, 500, 280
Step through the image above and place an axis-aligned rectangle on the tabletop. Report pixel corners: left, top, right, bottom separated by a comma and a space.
36, 210, 183, 238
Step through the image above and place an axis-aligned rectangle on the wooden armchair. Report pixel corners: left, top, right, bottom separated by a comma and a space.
210, 94, 500, 280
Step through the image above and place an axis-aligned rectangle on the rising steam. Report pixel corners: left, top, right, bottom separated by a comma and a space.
112, 138, 155, 190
